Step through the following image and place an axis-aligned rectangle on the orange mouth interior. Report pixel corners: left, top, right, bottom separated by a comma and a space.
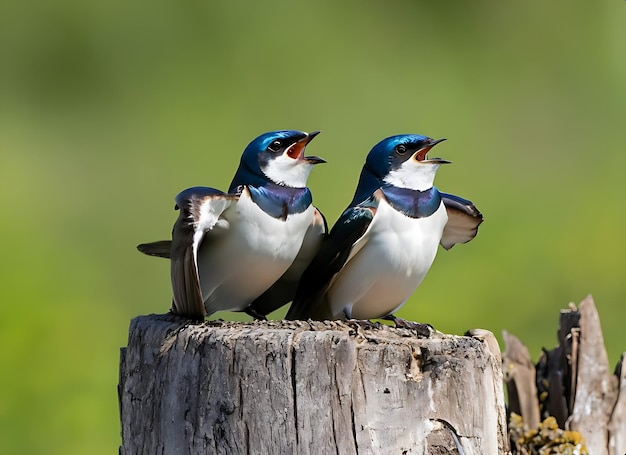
415, 145, 435, 161
287, 141, 306, 160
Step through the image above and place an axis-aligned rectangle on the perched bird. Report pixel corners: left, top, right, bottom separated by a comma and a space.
285, 134, 483, 324
138, 130, 326, 320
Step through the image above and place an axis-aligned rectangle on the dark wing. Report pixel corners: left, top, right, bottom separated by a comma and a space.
137, 240, 172, 258
285, 205, 375, 320
440, 192, 484, 250
169, 187, 236, 319
169, 212, 204, 320
247, 207, 328, 318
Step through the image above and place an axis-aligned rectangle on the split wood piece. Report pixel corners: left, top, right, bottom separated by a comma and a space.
568, 296, 619, 455
608, 354, 625, 455
502, 330, 541, 430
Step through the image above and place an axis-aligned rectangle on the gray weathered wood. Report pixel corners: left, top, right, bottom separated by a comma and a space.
568, 296, 619, 455
502, 330, 540, 430
608, 354, 626, 455
502, 295, 625, 455
119, 315, 509, 454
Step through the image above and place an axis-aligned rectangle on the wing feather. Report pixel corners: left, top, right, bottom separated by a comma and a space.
286, 205, 375, 320
440, 192, 484, 250
168, 187, 237, 319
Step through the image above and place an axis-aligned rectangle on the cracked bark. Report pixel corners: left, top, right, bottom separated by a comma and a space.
119, 315, 509, 454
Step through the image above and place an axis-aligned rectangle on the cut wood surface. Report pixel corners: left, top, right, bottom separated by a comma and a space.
119, 315, 509, 454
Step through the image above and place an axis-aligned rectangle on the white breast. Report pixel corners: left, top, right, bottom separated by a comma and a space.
197, 189, 314, 313
328, 198, 448, 319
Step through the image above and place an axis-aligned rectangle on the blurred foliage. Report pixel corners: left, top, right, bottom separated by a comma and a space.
1, 0, 625, 453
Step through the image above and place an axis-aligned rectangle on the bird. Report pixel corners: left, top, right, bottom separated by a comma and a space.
137, 130, 327, 320
285, 133, 483, 326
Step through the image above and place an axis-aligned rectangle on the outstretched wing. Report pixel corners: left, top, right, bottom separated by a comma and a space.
246, 207, 328, 318
169, 187, 237, 319
440, 192, 483, 250
286, 204, 375, 321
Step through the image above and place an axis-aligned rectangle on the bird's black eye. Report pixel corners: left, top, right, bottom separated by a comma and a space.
268, 140, 282, 153
396, 144, 407, 155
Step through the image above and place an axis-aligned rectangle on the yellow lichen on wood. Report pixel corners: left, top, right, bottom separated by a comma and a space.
509, 413, 588, 455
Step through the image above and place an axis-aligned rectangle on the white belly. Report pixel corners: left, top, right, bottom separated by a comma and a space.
197, 191, 314, 313
328, 199, 448, 319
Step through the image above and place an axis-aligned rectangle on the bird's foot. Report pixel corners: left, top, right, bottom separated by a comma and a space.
383, 315, 433, 337
243, 307, 267, 321
167, 308, 205, 323
343, 319, 383, 341
344, 319, 381, 330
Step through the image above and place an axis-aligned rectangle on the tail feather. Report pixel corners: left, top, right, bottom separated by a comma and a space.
137, 240, 172, 258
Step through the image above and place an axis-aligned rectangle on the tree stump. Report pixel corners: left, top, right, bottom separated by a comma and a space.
119, 315, 509, 454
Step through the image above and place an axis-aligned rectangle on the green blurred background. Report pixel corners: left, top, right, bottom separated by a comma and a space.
1, 0, 624, 453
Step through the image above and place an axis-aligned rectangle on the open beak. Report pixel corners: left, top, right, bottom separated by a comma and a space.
415, 138, 450, 164
286, 131, 326, 164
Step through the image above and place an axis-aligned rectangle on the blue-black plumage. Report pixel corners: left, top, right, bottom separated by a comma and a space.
286, 134, 482, 324
138, 130, 326, 320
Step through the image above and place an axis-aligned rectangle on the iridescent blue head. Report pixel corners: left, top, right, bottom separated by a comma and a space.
351, 134, 449, 205
229, 130, 324, 192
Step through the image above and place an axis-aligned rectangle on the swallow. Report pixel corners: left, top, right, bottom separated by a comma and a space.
285, 133, 482, 325
138, 130, 326, 320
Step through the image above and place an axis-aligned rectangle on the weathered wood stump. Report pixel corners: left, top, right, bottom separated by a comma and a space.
503, 295, 626, 455
119, 315, 509, 454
